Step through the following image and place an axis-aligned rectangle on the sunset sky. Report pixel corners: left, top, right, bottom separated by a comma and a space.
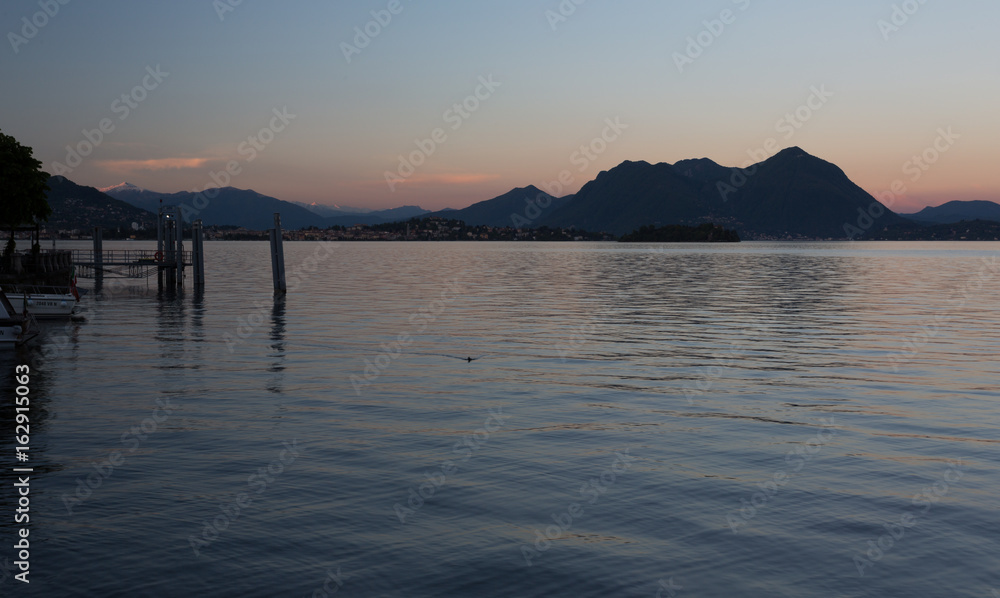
2, 0, 998, 213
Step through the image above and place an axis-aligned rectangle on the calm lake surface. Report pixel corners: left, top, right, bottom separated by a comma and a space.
1, 241, 998, 597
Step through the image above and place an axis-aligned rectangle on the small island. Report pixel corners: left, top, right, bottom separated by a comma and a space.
619, 223, 741, 243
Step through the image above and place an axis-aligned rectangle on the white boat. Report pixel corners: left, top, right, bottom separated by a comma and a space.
0, 290, 36, 348
1, 284, 80, 319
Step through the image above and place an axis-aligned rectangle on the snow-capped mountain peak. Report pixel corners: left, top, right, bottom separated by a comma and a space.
99, 182, 147, 194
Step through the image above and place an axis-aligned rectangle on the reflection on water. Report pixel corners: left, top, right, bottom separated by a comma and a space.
1, 241, 998, 597
269, 296, 287, 394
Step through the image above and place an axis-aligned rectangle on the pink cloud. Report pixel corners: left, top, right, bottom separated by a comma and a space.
98, 158, 211, 173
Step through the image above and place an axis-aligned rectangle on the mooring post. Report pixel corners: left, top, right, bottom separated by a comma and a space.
270, 213, 286, 295
93, 226, 103, 281
192, 219, 205, 288
175, 206, 184, 287
161, 209, 176, 288
157, 206, 165, 287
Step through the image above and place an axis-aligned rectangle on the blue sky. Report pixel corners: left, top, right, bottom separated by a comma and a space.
2, 0, 998, 212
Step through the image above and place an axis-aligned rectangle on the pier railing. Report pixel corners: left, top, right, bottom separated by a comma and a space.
71, 249, 193, 266
71, 249, 194, 279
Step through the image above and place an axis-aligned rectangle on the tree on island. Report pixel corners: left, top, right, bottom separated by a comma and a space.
0, 130, 52, 260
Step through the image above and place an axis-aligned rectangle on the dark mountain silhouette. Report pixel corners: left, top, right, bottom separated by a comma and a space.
101, 183, 320, 229
44, 176, 156, 233
97, 182, 167, 210
102, 183, 429, 229
726, 147, 910, 238
290, 200, 371, 216
56, 148, 977, 239
424, 186, 571, 227
539, 147, 908, 238
539, 160, 726, 235
903, 200, 1000, 224
335, 205, 429, 225
672, 157, 732, 184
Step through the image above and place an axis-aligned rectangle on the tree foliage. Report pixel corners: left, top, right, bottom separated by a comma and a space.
0, 130, 52, 230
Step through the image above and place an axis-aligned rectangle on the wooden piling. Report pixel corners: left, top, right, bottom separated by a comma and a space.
192, 219, 205, 288
175, 210, 184, 287
93, 227, 103, 281
270, 213, 286, 295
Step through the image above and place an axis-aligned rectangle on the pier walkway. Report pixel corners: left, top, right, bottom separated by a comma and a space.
72, 249, 193, 279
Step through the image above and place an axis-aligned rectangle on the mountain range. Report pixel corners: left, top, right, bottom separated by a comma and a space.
537, 147, 912, 237
98, 183, 428, 230
45, 176, 157, 233
424, 186, 572, 228
39, 147, 1000, 239
902, 200, 1000, 224
289, 201, 371, 216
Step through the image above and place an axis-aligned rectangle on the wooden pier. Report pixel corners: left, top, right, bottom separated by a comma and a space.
68, 208, 284, 290
73, 206, 206, 288
71, 249, 194, 279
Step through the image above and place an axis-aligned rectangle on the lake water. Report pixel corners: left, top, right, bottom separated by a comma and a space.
1, 241, 999, 597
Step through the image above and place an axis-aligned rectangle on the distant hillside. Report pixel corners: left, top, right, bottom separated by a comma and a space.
45, 176, 156, 233
324, 205, 429, 227
98, 182, 171, 212
672, 157, 733, 184
862, 219, 1000, 241
290, 200, 371, 217
538, 147, 907, 238
903, 200, 1000, 224
102, 183, 429, 229
539, 161, 724, 235
726, 147, 910, 238
424, 186, 570, 227
103, 184, 323, 229
79, 151, 997, 239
